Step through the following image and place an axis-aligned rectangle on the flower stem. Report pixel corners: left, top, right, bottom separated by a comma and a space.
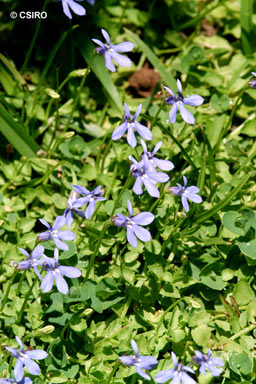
131, 374, 137, 384
213, 85, 247, 153
84, 176, 132, 280
106, 361, 119, 384
0, 272, 17, 313
230, 323, 256, 340
155, 297, 188, 334
48, 54, 96, 156
16, 278, 37, 324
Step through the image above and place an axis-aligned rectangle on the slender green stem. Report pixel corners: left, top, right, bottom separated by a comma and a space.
155, 297, 187, 334
131, 374, 137, 384
84, 176, 132, 280
230, 323, 256, 340
49, 54, 96, 156
213, 86, 247, 153
20, 0, 48, 73
16, 278, 37, 324
106, 361, 120, 384
160, 217, 185, 256
0, 272, 17, 313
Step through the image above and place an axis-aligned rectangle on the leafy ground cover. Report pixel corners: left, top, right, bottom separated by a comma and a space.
0, 0, 256, 383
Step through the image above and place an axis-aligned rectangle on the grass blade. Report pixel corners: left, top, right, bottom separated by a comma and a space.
0, 103, 39, 157
240, 0, 254, 54
124, 28, 176, 90
77, 33, 123, 114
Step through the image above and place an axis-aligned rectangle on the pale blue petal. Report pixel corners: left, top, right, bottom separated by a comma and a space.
181, 195, 189, 212
153, 158, 174, 171
136, 365, 150, 380
41, 272, 54, 292
180, 372, 197, 384
183, 95, 204, 106
58, 266, 81, 278
186, 193, 202, 204
62, 0, 72, 19
178, 103, 195, 124
104, 53, 116, 72
155, 369, 175, 383
72, 184, 90, 195
112, 122, 128, 140
164, 86, 175, 97
15, 336, 24, 350
18, 248, 30, 258
85, 200, 95, 219
67, 0, 86, 16
111, 51, 132, 67
131, 339, 139, 355
134, 103, 142, 119
134, 122, 152, 140
132, 212, 154, 225
55, 272, 69, 294
92, 38, 105, 48
119, 356, 134, 366
101, 29, 111, 45
143, 177, 160, 198
57, 230, 75, 240
23, 357, 40, 375
14, 359, 24, 382
127, 227, 137, 247
127, 200, 133, 217
127, 124, 137, 148
177, 79, 182, 93
169, 103, 178, 123
39, 218, 50, 229
151, 141, 162, 155
32, 245, 44, 259
25, 350, 48, 359
132, 224, 151, 242
52, 215, 66, 230
133, 177, 143, 195
111, 42, 134, 52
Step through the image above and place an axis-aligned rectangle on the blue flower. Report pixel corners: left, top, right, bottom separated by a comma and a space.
38, 216, 75, 251
155, 352, 196, 384
64, 190, 86, 227
164, 80, 204, 124
92, 29, 134, 72
170, 176, 202, 212
112, 104, 152, 148
129, 155, 169, 198
139, 140, 174, 172
249, 72, 256, 89
119, 339, 158, 380
72, 185, 106, 219
17, 245, 45, 279
61, 0, 86, 19
194, 350, 224, 377
41, 248, 81, 294
113, 200, 154, 248
5, 336, 48, 383
0, 378, 33, 384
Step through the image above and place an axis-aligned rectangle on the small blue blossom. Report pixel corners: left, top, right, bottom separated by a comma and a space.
38, 216, 75, 251
170, 176, 202, 212
112, 104, 152, 148
5, 336, 48, 383
41, 248, 81, 294
113, 200, 154, 248
139, 139, 174, 172
249, 71, 256, 89
92, 29, 134, 72
64, 190, 86, 227
61, 0, 85, 19
194, 350, 224, 377
0, 379, 33, 384
155, 352, 196, 384
129, 155, 169, 198
72, 185, 106, 219
119, 339, 158, 380
17, 245, 45, 279
164, 79, 204, 124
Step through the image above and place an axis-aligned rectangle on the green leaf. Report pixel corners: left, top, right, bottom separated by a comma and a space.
124, 29, 176, 90
233, 280, 254, 305
238, 239, 256, 259
191, 324, 211, 346
229, 352, 252, 376
240, 0, 254, 54
0, 103, 39, 157
199, 262, 227, 290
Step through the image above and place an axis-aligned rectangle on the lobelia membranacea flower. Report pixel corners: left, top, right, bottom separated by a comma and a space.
64, 190, 86, 227
72, 185, 106, 219
164, 79, 204, 124
139, 139, 174, 172
249, 71, 256, 89
155, 352, 196, 384
41, 248, 81, 294
119, 339, 158, 380
38, 215, 75, 251
5, 336, 48, 382
112, 103, 152, 148
61, 0, 94, 19
92, 29, 134, 72
113, 200, 154, 248
129, 155, 169, 198
17, 245, 45, 279
194, 350, 224, 377
0, 378, 33, 384
170, 176, 202, 212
